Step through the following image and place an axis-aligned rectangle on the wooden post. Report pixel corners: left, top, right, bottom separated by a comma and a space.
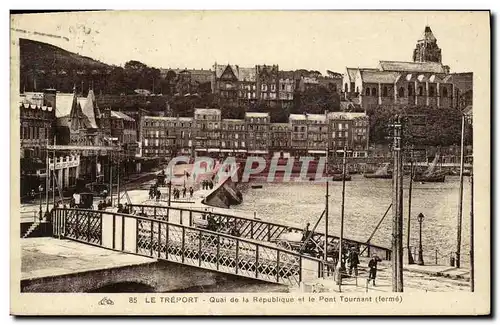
407, 160, 415, 264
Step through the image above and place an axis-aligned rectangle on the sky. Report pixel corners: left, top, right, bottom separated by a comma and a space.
10, 11, 489, 74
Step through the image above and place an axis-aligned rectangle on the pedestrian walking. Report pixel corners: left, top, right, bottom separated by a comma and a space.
348, 246, 360, 276
367, 255, 381, 286
156, 190, 161, 202
189, 187, 194, 198
182, 187, 186, 198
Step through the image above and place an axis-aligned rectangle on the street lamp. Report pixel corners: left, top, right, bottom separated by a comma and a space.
417, 213, 425, 265
38, 184, 43, 221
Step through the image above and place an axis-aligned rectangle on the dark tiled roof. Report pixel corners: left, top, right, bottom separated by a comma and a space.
360, 70, 401, 84
378, 60, 445, 73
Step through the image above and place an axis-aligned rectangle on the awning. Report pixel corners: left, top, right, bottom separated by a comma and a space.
248, 150, 268, 154
208, 148, 220, 153
237, 149, 247, 153
195, 148, 207, 152
308, 150, 327, 154
220, 149, 233, 153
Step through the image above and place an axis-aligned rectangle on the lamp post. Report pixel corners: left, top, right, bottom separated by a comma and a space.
417, 213, 425, 265
38, 184, 43, 221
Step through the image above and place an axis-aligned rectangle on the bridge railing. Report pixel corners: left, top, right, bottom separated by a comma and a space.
51, 208, 327, 286
128, 204, 392, 260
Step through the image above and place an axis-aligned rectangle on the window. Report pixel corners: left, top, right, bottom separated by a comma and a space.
398, 87, 405, 97
356, 86, 359, 93
442, 87, 448, 97
344, 83, 348, 92
418, 86, 423, 96
429, 85, 435, 97
281, 84, 285, 91
372, 88, 377, 96
339, 124, 343, 131
365, 88, 370, 96
332, 132, 336, 139
408, 84, 414, 96
383, 86, 388, 97
271, 84, 276, 92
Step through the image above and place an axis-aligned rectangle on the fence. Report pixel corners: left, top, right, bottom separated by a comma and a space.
403, 246, 470, 267
51, 207, 327, 286
127, 204, 392, 260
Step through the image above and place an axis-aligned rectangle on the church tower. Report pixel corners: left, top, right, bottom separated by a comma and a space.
413, 25, 442, 63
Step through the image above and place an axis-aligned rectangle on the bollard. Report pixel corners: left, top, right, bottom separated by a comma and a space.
435, 249, 438, 265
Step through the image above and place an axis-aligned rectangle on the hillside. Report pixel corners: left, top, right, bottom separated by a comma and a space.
19, 38, 112, 93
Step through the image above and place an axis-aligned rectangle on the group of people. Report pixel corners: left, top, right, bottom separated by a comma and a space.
300, 222, 381, 286
201, 179, 214, 190
96, 200, 112, 211
148, 185, 162, 201
172, 187, 193, 200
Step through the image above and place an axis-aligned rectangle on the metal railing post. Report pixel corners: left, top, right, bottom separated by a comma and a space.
121, 215, 125, 251
276, 250, 280, 283
298, 256, 302, 285
153, 207, 157, 219
235, 240, 239, 275
181, 227, 185, 263
99, 212, 103, 245
216, 234, 220, 271
255, 245, 259, 279
112, 213, 116, 249
251, 222, 254, 239
165, 223, 169, 260
150, 220, 154, 256
158, 222, 162, 258
199, 230, 202, 267
267, 224, 271, 241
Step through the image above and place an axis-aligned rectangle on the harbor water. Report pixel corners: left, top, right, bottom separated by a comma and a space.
237, 175, 472, 265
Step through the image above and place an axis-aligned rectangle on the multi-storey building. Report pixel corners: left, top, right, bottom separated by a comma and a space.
306, 114, 328, 155
140, 116, 178, 159
110, 110, 138, 158
175, 117, 195, 155
221, 119, 247, 155
194, 108, 222, 156
19, 90, 57, 196
289, 114, 308, 156
278, 71, 295, 101
270, 123, 290, 155
245, 112, 270, 155
327, 112, 370, 158
256, 65, 279, 101
212, 64, 257, 102
342, 26, 471, 113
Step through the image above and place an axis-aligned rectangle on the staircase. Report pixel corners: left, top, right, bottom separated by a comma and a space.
22, 222, 40, 239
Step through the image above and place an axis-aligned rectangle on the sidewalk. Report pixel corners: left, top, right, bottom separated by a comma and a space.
294, 257, 471, 293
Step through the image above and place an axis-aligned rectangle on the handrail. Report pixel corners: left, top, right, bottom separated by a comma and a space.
128, 203, 392, 254
51, 207, 327, 286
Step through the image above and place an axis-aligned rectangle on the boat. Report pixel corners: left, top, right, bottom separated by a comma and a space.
364, 163, 393, 179
331, 173, 352, 181
413, 151, 446, 183
251, 185, 263, 189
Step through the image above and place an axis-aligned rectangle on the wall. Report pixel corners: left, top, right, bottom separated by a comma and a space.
21, 259, 285, 293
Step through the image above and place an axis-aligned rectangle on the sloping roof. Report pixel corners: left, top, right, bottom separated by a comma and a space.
143, 116, 177, 121
327, 112, 367, 120
306, 114, 327, 122
289, 114, 307, 121
279, 70, 295, 80
378, 60, 446, 73
245, 112, 269, 118
420, 25, 437, 42
360, 70, 401, 84
81, 90, 99, 128
222, 119, 245, 123
111, 110, 135, 122
346, 68, 359, 82
194, 108, 221, 115
236, 67, 256, 82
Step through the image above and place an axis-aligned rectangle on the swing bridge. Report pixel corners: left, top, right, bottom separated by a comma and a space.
50, 204, 392, 287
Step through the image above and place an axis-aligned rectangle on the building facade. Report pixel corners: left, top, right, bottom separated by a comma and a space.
194, 108, 222, 156
221, 119, 247, 155
342, 26, 470, 113
245, 112, 270, 155
256, 65, 279, 101
327, 112, 370, 158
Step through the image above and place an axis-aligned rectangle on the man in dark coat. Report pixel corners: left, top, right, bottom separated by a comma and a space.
368, 255, 381, 286
348, 246, 360, 276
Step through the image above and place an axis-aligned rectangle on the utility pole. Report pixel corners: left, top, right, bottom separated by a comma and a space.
52, 136, 56, 207
324, 144, 329, 279
391, 115, 404, 292
456, 114, 465, 268
45, 139, 49, 213
336, 146, 347, 289
109, 150, 113, 207
117, 147, 121, 206
407, 159, 415, 264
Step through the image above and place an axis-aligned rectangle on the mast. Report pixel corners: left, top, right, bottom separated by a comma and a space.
336, 145, 347, 289
456, 114, 465, 268
324, 143, 329, 278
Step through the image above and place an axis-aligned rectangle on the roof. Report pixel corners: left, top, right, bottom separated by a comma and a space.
237, 67, 256, 82
81, 90, 99, 129
419, 25, 437, 43
222, 119, 245, 123
289, 114, 326, 122
327, 112, 367, 120
111, 111, 135, 122
143, 116, 177, 121
345, 67, 378, 82
378, 60, 446, 74
279, 70, 295, 80
194, 108, 221, 115
178, 117, 193, 121
360, 70, 401, 84
289, 114, 307, 121
245, 112, 269, 118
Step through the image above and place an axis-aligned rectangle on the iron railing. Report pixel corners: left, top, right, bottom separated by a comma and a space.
128, 204, 392, 260
51, 208, 327, 286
